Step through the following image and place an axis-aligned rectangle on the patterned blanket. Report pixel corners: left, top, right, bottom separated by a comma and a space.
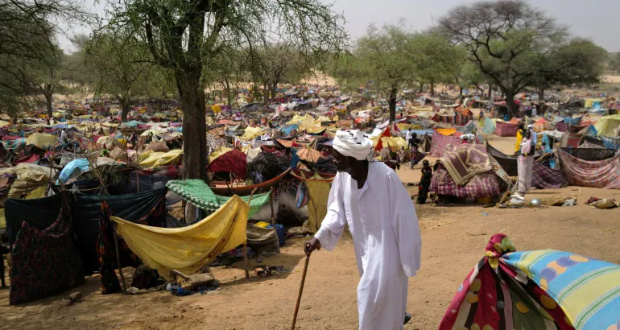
440, 234, 620, 330
430, 164, 502, 198
439, 144, 492, 186
557, 148, 620, 189
532, 162, 566, 189
430, 130, 462, 157
166, 179, 271, 217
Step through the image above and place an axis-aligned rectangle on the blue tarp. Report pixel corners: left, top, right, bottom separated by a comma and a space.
58, 158, 90, 183
601, 136, 620, 150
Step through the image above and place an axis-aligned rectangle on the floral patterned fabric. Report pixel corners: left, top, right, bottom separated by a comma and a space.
430, 164, 502, 198
9, 199, 84, 305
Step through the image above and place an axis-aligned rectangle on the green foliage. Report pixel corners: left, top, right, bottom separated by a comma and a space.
439, 0, 566, 113
608, 52, 620, 74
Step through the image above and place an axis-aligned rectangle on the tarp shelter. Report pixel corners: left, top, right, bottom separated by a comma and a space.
139, 149, 183, 169
430, 130, 462, 158
111, 195, 250, 280
207, 148, 247, 180
8, 194, 84, 305
495, 121, 520, 137
557, 148, 620, 189
26, 133, 58, 149
594, 114, 620, 137
0, 163, 57, 199
290, 171, 333, 232
166, 179, 270, 218
482, 118, 497, 134
440, 233, 620, 330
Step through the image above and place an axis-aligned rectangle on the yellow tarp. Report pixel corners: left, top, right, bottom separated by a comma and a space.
371, 136, 408, 150
0, 120, 10, 127
208, 146, 232, 163
241, 126, 264, 141
594, 114, 620, 137
436, 128, 457, 136
139, 149, 183, 169
26, 133, 57, 148
0, 164, 56, 199
111, 195, 249, 280
212, 104, 222, 114
305, 180, 331, 232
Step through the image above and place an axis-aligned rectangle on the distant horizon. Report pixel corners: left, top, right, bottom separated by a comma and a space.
57, 0, 620, 53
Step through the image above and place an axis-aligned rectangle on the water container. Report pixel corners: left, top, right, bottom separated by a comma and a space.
267, 224, 286, 247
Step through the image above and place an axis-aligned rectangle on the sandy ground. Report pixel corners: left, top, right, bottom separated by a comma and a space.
2, 136, 620, 330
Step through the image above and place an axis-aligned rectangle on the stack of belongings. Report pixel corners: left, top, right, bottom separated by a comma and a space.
430, 144, 509, 200
440, 233, 620, 330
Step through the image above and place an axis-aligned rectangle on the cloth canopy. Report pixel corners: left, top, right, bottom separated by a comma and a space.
207, 146, 232, 163
532, 162, 566, 189
430, 130, 462, 157
111, 195, 249, 280
594, 115, 620, 137
9, 198, 84, 305
557, 148, 620, 189
495, 121, 520, 137
139, 149, 182, 169
439, 144, 493, 186
440, 234, 620, 330
26, 133, 58, 149
290, 172, 334, 232
166, 179, 270, 218
207, 148, 247, 180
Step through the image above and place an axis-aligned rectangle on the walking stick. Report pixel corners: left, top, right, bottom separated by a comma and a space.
291, 254, 311, 330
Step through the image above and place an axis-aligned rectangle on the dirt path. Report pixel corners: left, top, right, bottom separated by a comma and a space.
2, 164, 620, 329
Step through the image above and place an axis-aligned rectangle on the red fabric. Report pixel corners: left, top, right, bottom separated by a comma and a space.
430, 164, 502, 198
207, 149, 247, 179
374, 127, 391, 152
14, 154, 40, 164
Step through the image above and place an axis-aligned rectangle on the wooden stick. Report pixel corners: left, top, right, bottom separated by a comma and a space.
113, 223, 127, 294
243, 188, 258, 279
270, 187, 279, 252
291, 255, 311, 330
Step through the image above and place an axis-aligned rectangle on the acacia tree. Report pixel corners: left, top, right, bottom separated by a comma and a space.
439, 0, 565, 116
0, 0, 84, 116
250, 44, 309, 104
351, 24, 417, 123
106, 0, 345, 181
411, 33, 464, 96
203, 46, 248, 107
529, 38, 608, 104
84, 30, 169, 121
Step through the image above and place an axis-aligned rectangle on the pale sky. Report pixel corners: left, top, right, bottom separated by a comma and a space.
58, 0, 620, 53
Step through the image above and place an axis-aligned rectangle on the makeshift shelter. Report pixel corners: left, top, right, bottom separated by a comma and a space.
0, 163, 56, 199
26, 133, 58, 149
557, 148, 620, 189
440, 233, 620, 330
8, 194, 84, 305
495, 121, 520, 137
430, 129, 462, 157
111, 195, 249, 280
594, 114, 620, 137
431, 145, 506, 199
166, 179, 270, 218
207, 148, 247, 180
290, 171, 333, 232
139, 149, 182, 169
532, 161, 566, 189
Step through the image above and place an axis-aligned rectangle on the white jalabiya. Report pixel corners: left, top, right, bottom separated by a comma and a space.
315, 162, 422, 330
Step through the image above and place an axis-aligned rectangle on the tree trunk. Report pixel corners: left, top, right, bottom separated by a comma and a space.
44, 88, 53, 119
120, 98, 130, 122
263, 83, 269, 104
488, 84, 493, 99
388, 86, 397, 123
177, 70, 207, 182
458, 85, 463, 97
505, 91, 518, 118
430, 81, 435, 96
418, 82, 423, 93
271, 82, 278, 103
538, 88, 546, 115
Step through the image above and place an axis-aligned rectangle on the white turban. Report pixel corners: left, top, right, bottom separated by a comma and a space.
332, 129, 374, 161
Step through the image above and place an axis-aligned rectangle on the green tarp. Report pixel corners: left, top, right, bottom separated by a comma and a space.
166, 179, 271, 218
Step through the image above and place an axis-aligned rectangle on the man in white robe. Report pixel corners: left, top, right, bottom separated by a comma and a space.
305, 130, 422, 330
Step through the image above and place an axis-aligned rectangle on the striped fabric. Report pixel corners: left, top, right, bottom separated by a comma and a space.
440, 234, 620, 330
504, 250, 620, 330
